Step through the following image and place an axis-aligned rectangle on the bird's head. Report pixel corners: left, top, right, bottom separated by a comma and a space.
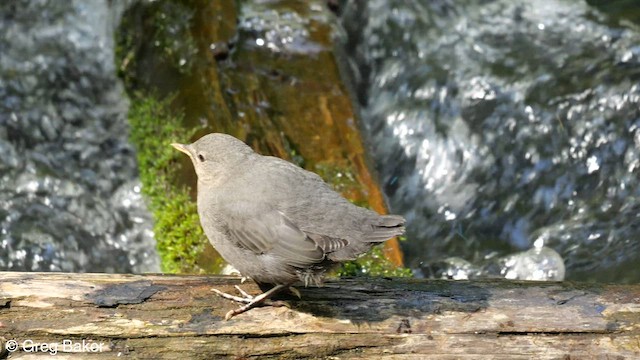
171, 133, 254, 185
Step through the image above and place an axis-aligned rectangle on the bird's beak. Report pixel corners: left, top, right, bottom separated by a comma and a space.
171, 143, 192, 158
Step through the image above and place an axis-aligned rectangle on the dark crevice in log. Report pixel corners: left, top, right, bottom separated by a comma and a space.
495, 331, 619, 336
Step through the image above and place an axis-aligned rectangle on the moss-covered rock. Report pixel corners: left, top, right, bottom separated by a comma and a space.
116, 0, 410, 277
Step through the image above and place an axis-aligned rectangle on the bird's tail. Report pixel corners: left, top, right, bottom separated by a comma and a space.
364, 214, 405, 243
326, 214, 406, 262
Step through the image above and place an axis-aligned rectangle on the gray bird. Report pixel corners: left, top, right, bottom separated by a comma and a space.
172, 133, 405, 319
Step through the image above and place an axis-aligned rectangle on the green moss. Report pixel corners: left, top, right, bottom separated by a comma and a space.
336, 243, 413, 278
128, 95, 221, 273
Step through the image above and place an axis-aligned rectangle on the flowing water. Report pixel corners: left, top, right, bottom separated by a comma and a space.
339, 0, 640, 282
2, 0, 639, 282
0, 0, 159, 273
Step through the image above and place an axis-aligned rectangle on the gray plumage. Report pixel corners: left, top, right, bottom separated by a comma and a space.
173, 133, 405, 288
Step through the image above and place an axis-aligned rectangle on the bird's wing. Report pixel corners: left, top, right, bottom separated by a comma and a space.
221, 201, 325, 268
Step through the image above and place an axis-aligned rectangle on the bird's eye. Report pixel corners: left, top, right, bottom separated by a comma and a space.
197, 154, 205, 162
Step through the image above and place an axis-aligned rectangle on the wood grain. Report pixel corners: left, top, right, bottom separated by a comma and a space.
0, 272, 638, 359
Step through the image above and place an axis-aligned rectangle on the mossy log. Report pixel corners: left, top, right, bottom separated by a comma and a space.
118, 0, 407, 274
0, 272, 639, 359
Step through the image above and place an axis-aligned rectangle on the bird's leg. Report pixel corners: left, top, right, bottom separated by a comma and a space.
212, 284, 289, 320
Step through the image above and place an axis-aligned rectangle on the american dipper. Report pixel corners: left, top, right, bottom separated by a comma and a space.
172, 133, 405, 319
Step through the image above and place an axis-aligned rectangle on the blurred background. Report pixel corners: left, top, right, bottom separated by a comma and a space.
1, 0, 638, 283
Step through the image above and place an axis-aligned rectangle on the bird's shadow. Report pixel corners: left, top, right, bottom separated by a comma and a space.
276, 277, 491, 324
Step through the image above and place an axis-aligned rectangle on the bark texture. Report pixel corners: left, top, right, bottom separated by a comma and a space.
0, 272, 639, 359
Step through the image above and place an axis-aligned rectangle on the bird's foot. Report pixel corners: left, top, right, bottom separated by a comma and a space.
212, 285, 255, 303
288, 286, 301, 299
211, 284, 289, 320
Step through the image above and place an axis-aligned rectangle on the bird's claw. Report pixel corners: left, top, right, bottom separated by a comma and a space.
234, 285, 253, 299
222, 300, 289, 321
212, 284, 289, 320
288, 286, 302, 299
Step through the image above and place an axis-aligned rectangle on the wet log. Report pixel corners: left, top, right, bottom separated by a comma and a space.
0, 272, 638, 359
